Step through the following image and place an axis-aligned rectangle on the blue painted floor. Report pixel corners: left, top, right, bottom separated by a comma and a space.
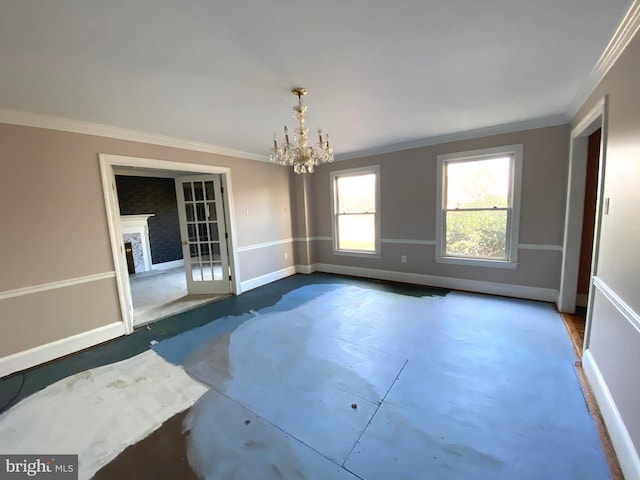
0, 275, 611, 479
151, 281, 609, 479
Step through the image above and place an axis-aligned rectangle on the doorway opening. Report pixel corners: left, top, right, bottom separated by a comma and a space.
99, 155, 240, 334
115, 172, 232, 325
558, 97, 608, 353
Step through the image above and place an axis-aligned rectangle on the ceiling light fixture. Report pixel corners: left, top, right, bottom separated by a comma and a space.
270, 88, 334, 174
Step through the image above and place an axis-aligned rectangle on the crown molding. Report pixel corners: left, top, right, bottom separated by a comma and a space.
0, 108, 270, 162
334, 114, 568, 161
567, 0, 640, 118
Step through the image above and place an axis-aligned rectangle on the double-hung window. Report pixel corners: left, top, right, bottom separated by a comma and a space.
330, 166, 380, 256
436, 145, 523, 268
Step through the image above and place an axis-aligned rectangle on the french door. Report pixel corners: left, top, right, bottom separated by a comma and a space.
175, 175, 231, 294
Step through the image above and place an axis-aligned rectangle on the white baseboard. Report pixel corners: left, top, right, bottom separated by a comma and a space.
0, 322, 126, 379
309, 263, 558, 302
583, 350, 640, 480
151, 259, 184, 271
295, 264, 317, 274
239, 266, 296, 294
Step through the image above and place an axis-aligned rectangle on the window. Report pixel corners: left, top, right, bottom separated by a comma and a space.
436, 145, 523, 268
330, 166, 380, 256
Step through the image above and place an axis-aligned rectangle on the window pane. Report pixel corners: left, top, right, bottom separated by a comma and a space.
337, 174, 376, 213
338, 214, 375, 251
188, 224, 197, 242
194, 182, 205, 201
185, 204, 195, 222
204, 181, 214, 200
445, 210, 507, 259
196, 203, 206, 221
213, 262, 223, 280
446, 157, 510, 209
183, 183, 193, 201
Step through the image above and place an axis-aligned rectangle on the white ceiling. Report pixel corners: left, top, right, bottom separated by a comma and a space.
0, 0, 633, 159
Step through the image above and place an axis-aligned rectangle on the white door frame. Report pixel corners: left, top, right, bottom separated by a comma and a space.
99, 154, 241, 334
558, 96, 608, 328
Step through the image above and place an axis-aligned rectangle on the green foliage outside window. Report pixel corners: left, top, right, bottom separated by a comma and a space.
445, 157, 511, 259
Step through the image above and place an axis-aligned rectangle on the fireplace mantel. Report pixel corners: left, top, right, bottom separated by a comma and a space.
120, 214, 154, 273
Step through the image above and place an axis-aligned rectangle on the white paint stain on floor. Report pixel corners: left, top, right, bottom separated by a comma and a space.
0, 350, 207, 480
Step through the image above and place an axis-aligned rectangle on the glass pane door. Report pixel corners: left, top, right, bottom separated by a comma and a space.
175, 175, 230, 294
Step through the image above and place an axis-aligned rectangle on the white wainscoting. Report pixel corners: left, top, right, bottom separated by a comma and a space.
583, 350, 640, 480
582, 276, 640, 480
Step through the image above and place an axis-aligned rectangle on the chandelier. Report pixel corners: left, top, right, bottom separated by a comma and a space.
270, 87, 334, 174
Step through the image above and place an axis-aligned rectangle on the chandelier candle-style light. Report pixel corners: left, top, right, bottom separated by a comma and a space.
270, 87, 334, 174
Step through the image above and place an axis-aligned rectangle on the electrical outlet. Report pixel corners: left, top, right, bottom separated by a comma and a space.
401, 255, 407, 263
284, 252, 288, 259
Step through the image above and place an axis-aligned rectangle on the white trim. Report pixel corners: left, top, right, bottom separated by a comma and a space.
295, 264, 317, 274
239, 266, 296, 293
295, 238, 562, 252
335, 115, 567, 161
152, 259, 185, 271
435, 256, 519, 270
100, 157, 135, 335
567, 1, 640, 118
435, 144, 523, 268
583, 350, 640, 480
220, 173, 242, 297
237, 238, 293, 252
311, 263, 558, 302
517, 243, 563, 252
593, 276, 640, 334
0, 272, 116, 301
99, 154, 242, 333
0, 322, 125, 378
0, 108, 267, 162
559, 97, 607, 314
292, 236, 332, 242
381, 239, 436, 245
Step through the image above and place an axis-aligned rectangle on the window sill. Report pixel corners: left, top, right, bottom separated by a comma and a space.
333, 249, 381, 259
435, 256, 518, 269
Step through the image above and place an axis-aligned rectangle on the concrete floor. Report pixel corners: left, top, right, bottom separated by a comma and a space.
0, 275, 613, 479
130, 267, 225, 326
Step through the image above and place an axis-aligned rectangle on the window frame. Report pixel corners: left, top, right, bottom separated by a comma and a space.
435, 145, 523, 269
330, 165, 381, 258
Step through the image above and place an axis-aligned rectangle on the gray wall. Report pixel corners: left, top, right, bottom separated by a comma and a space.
0, 123, 293, 357
573, 28, 640, 469
293, 125, 569, 296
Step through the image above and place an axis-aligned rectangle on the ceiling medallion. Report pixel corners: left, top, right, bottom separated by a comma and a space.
270, 88, 334, 174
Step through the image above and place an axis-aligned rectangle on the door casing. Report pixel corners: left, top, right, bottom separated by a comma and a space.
99, 154, 240, 334
558, 96, 608, 350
